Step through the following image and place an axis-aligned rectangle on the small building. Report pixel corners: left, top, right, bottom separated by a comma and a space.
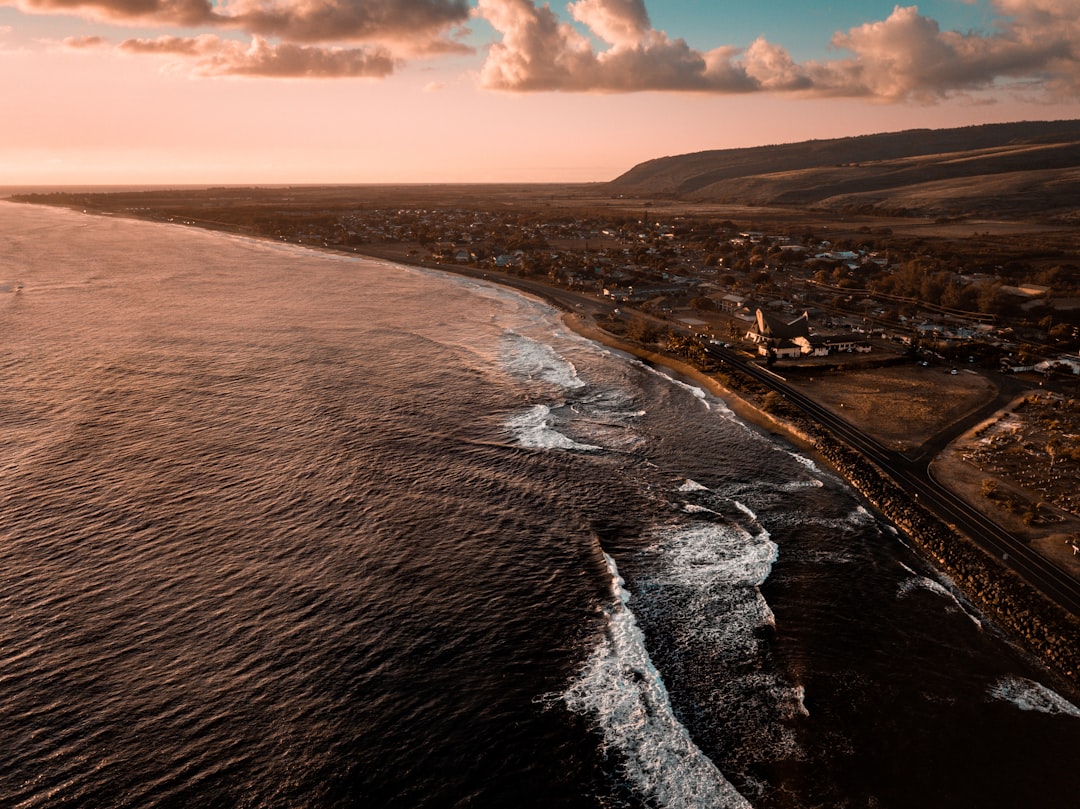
721, 294, 747, 313
746, 308, 811, 345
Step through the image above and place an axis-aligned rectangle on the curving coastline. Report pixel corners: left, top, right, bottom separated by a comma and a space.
277, 237, 1080, 691
15, 203, 1078, 692
553, 307, 1080, 692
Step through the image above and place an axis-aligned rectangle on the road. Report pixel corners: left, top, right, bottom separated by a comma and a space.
704, 343, 1080, 618
413, 259, 1080, 618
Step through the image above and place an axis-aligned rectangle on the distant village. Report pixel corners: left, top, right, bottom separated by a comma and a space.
14, 190, 1080, 375
312, 206, 1080, 375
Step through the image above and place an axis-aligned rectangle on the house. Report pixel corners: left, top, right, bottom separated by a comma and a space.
795, 335, 831, 357
720, 293, 747, 313
760, 339, 803, 359
794, 334, 869, 356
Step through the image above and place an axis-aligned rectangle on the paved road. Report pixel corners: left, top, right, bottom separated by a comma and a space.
411, 259, 1080, 618
704, 344, 1080, 618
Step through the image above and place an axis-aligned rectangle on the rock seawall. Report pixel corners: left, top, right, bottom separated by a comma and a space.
628, 331, 1080, 689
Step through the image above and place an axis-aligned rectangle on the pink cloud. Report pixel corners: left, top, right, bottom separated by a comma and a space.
62, 34, 110, 48
812, 4, 1072, 101
215, 0, 471, 50
117, 33, 396, 77
476, 0, 1080, 101
17, 0, 214, 27
475, 0, 754, 92
9, 0, 469, 79
568, 0, 650, 48
10, 0, 1080, 95
13, 0, 472, 49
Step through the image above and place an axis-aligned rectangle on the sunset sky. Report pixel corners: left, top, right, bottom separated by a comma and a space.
3, 0, 1080, 185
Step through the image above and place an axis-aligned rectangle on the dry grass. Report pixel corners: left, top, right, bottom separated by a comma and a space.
789, 365, 995, 450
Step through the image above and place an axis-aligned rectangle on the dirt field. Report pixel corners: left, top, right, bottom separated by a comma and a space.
787, 364, 996, 451
934, 404, 1080, 582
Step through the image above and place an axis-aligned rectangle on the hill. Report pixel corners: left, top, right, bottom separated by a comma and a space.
608, 120, 1080, 222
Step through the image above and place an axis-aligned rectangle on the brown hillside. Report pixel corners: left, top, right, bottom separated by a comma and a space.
608, 120, 1080, 221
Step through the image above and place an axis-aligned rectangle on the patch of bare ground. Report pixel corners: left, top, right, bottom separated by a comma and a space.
787, 363, 996, 451
934, 392, 1080, 580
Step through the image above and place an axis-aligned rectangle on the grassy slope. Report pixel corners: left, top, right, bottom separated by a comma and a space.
608, 120, 1080, 221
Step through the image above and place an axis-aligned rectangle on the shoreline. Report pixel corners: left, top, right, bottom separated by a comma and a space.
11, 202, 1080, 691
559, 311, 818, 452
391, 257, 1080, 691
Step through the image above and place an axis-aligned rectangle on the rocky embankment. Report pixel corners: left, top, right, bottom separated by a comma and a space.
652, 335, 1080, 688
810, 423, 1080, 685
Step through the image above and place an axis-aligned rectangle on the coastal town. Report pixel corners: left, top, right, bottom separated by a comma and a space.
24, 186, 1080, 372
10, 184, 1080, 682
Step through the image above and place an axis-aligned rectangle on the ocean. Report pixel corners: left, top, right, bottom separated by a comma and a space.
1, 202, 1078, 808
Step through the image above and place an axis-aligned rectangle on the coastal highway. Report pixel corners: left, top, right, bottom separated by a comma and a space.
703, 343, 1080, 618
418, 259, 1080, 618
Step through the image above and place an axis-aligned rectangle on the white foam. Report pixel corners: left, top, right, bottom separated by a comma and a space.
989, 676, 1080, 718
678, 479, 710, 493
660, 523, 777, 589
732, 501, 767, 536
682, 503, 718, 515
897, 564, 982, 628
787, 452, 822, 473
505, 405, 600, 452
500, 331, 586, 390
640, 365, 722, 413
640, 517, 779, 668
564, 554, 753, 809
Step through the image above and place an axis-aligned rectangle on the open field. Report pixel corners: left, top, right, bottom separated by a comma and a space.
786, 364, 997, 451
935, 394, 1080, 581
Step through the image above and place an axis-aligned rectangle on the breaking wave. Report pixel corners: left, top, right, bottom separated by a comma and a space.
505, 405, 600, 452
499, 331, 585, 390
898, 563, 982, 628
989, 676, 1080, 718
563, 554, 752, 809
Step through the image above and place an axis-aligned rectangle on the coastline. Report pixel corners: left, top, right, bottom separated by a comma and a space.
560, 311, 818, 451
394, 259, 1080, 691
10, 202, 1080, 691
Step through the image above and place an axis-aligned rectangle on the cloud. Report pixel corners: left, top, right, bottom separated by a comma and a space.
17, 0, 214, 27
475, 0, 755, 92
10, 0, 1080, 95
214, 0, 472, 51
568, 0, 649, 47
13, 0, 472, 50
475, 0, 1080, 101
810, 3, 1073, 101
62, 34, 110, 48
9, 0, 470, 78
117, 33, 396, 77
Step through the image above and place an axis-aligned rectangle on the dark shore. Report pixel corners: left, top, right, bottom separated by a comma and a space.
8, 199, 1080, 692
365, 247, 1080, 691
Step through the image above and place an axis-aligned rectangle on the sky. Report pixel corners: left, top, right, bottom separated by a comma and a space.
2, 0, 1080, 185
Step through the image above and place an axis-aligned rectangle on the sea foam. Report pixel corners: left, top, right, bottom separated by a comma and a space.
897, 563, 982, 629
564, 554, 752, 809
499, 331, 585, 390
505, 405, 599, 452
989, 676, 1080, 718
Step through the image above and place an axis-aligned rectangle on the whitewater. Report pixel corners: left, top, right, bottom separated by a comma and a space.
1, 201, 1078, 808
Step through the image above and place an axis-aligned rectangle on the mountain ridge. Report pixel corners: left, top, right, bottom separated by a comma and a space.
608, 120, 1080, 222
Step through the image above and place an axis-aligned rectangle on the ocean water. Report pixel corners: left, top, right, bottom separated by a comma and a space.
1, 202, 1078, 808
